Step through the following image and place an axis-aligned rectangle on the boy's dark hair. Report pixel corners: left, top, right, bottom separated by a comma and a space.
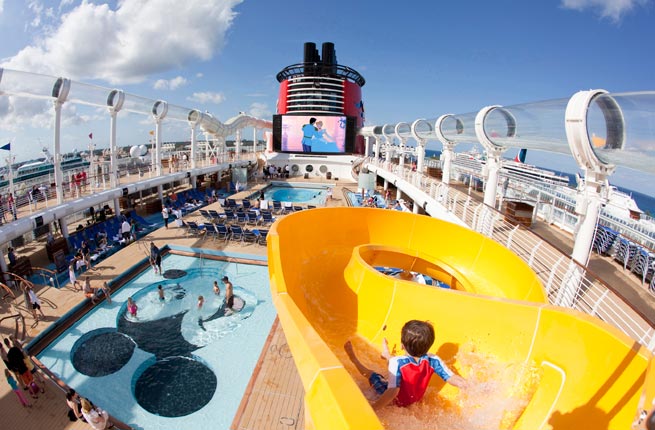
309, 117, 316, 124
66, 389, 76, 401
401, 320, 435, 357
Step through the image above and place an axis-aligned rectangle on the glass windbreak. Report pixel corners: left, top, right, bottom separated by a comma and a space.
483, 99, 571, 155
588, 92, 655, 174
0, 69, 59, 99
67, 81, 113, 107
394, 122, 412, 139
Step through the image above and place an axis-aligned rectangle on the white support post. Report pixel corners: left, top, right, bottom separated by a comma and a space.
155, 119, 162, 176
53, 101, 65, 204
109, 110, 119, 188
190, 124, 197, 170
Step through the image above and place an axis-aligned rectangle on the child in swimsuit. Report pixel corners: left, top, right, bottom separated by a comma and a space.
127, 297, 138, 317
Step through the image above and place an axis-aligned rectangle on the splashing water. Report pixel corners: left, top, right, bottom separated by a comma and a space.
337, 339, 542, 430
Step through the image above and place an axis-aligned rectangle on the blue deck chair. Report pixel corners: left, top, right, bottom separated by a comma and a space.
229, 225, 244, 243
243, 229, 259, 245
261, 212, 276, 226
208, 210, 222, 222
213, 223, 231, 242
185, 221, 204, 238
199, 209, 213, 222
272, 201, 283, 214
257, 229, 269, 246
235, 212, 247, 225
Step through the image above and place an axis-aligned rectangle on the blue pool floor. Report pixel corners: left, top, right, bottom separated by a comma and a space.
37, 253, 275, 430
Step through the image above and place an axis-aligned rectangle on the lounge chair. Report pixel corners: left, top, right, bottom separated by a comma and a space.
229, 225, 244, 243
243, 229, 259, 245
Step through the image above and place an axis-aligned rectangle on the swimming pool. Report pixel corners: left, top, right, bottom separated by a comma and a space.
37, 252, 274, 430
250, 182, 331, 205
345, 190, 387, 208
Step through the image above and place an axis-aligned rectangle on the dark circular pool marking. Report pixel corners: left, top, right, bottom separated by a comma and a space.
162, 269, 187, 279
135, 357, 216, 417
71, 330, 135, 377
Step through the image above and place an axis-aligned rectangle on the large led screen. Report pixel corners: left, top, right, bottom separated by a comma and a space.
281, 115, 347, 153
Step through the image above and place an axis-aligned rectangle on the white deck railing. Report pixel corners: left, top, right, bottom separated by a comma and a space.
367, 158, 655, 352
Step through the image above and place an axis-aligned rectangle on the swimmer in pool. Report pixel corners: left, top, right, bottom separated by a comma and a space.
158, 285, 165, 301
127, 297, 138, 317
197, 295, 204, 309
213, 280, 220, 296
222, 276, 234, 315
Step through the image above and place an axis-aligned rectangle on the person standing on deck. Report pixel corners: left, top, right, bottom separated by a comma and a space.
162, 206, 169, 229
5, 369, 31, 408
121, 219, 131, 244
24, 283, 45, 321
7, 193, 16, 220
150, 242, 162, 274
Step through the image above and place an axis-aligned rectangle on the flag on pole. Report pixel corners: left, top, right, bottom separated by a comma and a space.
0, 143, 10, 151
89, 133, 93, 139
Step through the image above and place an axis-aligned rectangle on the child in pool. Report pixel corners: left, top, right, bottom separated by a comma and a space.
213, 280, 220, 296
197, 295, 204, 309
158, 285, 165, 301
127, 297, 138, 317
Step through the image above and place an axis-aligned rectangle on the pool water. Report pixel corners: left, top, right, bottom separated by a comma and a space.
251, 182, 330, 205
346, 190, 387, 208
37, 253, 274, 430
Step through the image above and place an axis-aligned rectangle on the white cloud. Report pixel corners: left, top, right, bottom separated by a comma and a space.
2, 0, 243, 84
187, 92, 226, 105
153, 76, 188, 90
561, 0, 648, 22
248, 102, 271, 119
0, 0, 4, 14
196, 72, 204, 78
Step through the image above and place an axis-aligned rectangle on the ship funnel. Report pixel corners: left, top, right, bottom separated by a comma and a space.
303, 42, 320, 76
321, 42, 337, 75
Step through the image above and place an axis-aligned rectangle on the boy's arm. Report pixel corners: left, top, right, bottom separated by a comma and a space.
372, 387, 399, 410
446, 374, 469, 389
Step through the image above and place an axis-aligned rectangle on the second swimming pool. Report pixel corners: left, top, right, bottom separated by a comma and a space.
250, 181, 331, 205
37, 252, 274, 430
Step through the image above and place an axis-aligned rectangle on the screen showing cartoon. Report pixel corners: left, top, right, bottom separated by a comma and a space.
280, 115, 347, 153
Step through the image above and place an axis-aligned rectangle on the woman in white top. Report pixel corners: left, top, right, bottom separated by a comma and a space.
81, 397, 110, 430
24, 283, 45, 321
69, 261, 81, 291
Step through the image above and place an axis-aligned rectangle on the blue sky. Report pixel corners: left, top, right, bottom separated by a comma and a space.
0, 0, 653, 193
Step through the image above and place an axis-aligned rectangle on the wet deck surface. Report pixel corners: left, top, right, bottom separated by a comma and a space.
0, 175, 653, 430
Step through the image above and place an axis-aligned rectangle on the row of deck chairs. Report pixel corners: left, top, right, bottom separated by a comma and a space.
219, 198, 317, 215
592, 224, 619, 255
199, 209, 277, 227
592, 223, 655, 291
611, 235, 655, 290
185, 221, 268, 246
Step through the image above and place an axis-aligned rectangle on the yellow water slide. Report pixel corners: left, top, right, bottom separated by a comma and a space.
268, 208, 654, 430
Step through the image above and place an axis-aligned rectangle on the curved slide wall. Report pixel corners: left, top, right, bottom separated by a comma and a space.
268, 208, 653, 430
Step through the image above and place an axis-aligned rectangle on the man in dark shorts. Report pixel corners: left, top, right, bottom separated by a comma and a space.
222, 276, 234, 314
150, 242, 162, 274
